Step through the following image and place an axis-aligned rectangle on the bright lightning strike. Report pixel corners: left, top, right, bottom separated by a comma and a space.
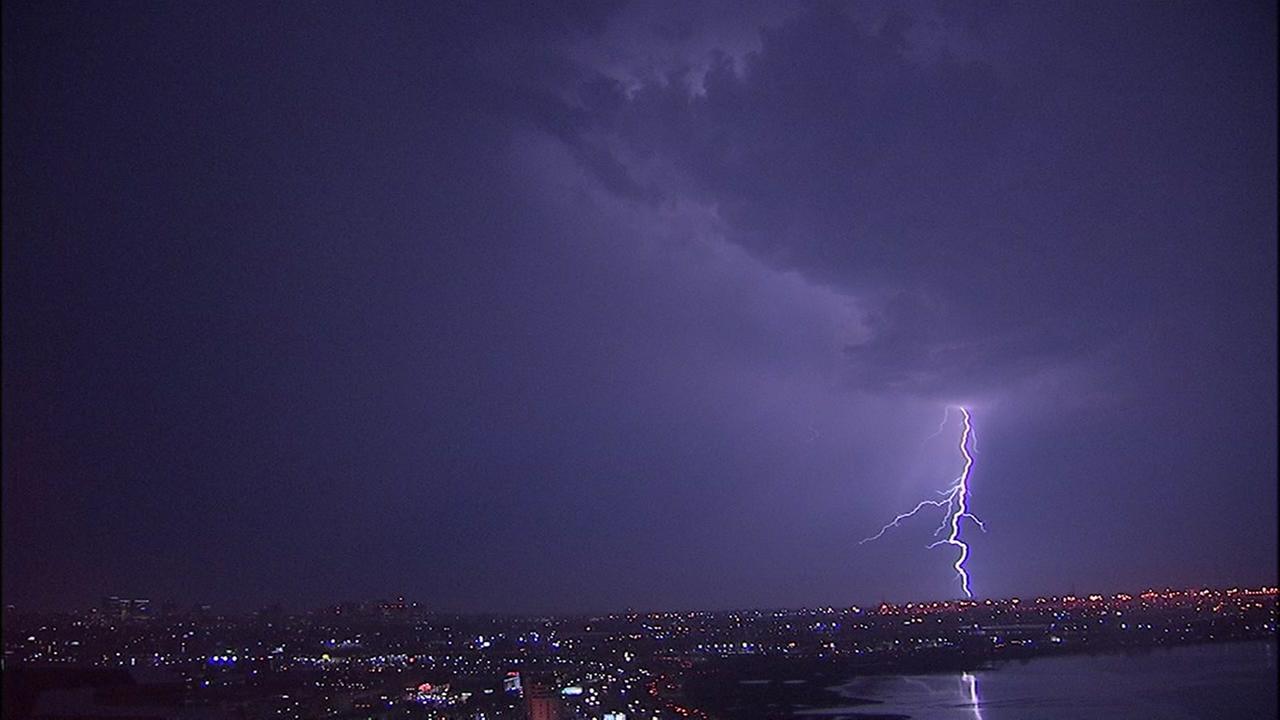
861, 406, 985, 598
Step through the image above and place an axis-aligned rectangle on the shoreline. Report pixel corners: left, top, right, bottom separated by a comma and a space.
822, 639, 1278, 720
681, 638, 1277, 719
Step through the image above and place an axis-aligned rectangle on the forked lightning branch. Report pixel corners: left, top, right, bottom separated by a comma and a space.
861, 406, 985, 598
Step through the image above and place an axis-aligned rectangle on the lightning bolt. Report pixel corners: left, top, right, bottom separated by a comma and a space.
922, 406, 951, 443
860, 406, 985, 598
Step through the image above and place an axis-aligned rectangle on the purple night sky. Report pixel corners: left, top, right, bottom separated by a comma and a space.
3, 1, 1276, 613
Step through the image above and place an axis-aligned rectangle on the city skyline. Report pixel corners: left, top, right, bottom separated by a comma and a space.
30, 582, 1280, 620
4, 582, 1274, 717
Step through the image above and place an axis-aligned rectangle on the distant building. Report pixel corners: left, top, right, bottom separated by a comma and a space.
379, 596, 418, 619
503, 671, 523, 695
522, 674, 563, 720
100, 597, 150, 621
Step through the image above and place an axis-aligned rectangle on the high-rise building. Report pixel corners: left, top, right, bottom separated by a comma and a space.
521, 674, 562, 720
101, 596, 150, 621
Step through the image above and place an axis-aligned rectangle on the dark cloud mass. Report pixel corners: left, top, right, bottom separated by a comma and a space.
566, 2, 1276, 396
2, 1, 1276, 612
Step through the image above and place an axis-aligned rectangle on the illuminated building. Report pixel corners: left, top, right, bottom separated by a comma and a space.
100, 596, 151, 621
522, 674, 563, 720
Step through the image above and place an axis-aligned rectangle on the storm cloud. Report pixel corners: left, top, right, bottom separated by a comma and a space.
3, 0, 1275, 611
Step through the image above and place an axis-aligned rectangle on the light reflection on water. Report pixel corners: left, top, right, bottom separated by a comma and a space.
961, 672, 983, 720
810, 640, 1277, 720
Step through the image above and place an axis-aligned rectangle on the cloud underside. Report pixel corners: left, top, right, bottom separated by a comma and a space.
532, 2, 1273, 399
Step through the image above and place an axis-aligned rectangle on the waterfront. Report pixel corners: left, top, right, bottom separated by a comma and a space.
816, 641, 1278, 720
5, 589, 1275, 718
